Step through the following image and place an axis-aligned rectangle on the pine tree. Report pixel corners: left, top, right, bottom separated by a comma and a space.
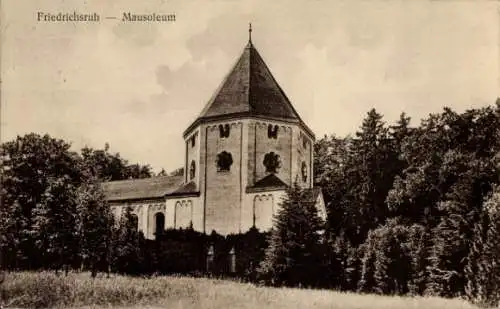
257, 182, 324, 287
343, 109, 397, 244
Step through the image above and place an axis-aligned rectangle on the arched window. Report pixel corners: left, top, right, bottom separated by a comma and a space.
190, 134, 196, 147
219, 124, 230, 138
301, 161, 308, 183
189, 160, 196, 180
154, 212, 165, 236
130, 214, 139, 232
216, 151, 233, 172
267, 124, 279, 139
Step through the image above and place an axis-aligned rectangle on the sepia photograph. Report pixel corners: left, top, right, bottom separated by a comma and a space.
1, 0, 500, 308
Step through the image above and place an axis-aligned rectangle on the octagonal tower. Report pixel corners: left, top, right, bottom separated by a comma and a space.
182, 29, 316, 235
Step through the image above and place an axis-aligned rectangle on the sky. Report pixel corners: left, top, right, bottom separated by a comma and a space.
1, 0, 499, 173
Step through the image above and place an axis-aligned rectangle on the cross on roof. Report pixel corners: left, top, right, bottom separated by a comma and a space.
249, 22, 252, 43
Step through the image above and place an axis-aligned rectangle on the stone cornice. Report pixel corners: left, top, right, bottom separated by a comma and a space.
183, 114, 315, 141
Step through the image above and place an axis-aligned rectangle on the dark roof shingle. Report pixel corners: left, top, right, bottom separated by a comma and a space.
246, 174, 287, 193
102, 176, 184, 201
193, 42, 301, 123
172, 181, 198, 195
253, 174, 288, 188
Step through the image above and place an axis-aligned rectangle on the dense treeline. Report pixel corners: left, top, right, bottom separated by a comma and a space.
1, 101, 500, 307
0, 135, 155, 272
0, 134, 264, 279
313, 102, 500, 306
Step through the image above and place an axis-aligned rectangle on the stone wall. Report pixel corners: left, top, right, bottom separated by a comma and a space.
241, 190, 286, 233
185, 129, 200, 186
166, 197, 202, 231
254, 193, 274, 231
147, 203, 166, 239
109, 200, 165, 239
253, 121, 293, 186
108, 197, 203, 239
294, 128, 314, 188
204, 121, 243, 235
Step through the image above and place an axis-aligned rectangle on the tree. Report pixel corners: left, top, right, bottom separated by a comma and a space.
358, 220, 427, 295
0, 200, 28, 269
157, 168, 168, 176
342, 109, 398, 244
1, 134, 83, 270
81, 144, 152, 181
465, 185, 500, 307
313, 135, 351, 235
110, 206, 144, 275
76, 175, 114, 277
388, 106, 500, 227
357, 230, 377, 293
257, 182, 325, 287
169, 167, 184, 176
31, 175, 80, 273
386, 106, 500, 297
125, 164, 153, 179
329, 231, 360, 291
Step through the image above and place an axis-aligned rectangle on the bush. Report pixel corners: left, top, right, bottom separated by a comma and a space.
358, 220, 427, 295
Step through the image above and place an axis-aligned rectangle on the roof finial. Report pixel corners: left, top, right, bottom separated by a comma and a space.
248, 22, 252, 43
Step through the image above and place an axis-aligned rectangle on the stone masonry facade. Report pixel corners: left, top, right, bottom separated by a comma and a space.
102, 34, 325, 238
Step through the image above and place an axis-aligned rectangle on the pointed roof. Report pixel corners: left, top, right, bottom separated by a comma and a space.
246, 174, 288, 193
253, 174, 288, 189
198, 41, 300, 121
184, 33, 313, 138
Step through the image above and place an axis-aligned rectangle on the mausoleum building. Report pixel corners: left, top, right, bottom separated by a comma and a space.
102, 30, 326, 238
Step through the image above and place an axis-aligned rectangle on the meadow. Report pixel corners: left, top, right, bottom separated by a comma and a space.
0, 271, 490, 309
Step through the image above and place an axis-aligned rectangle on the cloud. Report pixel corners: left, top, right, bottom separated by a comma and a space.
112, 21, 160, 46
1, 0, 498, 172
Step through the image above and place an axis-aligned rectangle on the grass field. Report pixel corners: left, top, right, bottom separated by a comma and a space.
0, 271, 491, 309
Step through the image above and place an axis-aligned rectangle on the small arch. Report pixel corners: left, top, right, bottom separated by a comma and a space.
301, 161, 308, 183
267, 124, 279, 139
189, 160, 196, 180
190, 134, 196, 147
130, 214, 139, 232
154, 212, 165, 236
175, 200, 193, 229
174, 201, 181, 228
219, 124, 230, 138
302, 134, 309, 149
